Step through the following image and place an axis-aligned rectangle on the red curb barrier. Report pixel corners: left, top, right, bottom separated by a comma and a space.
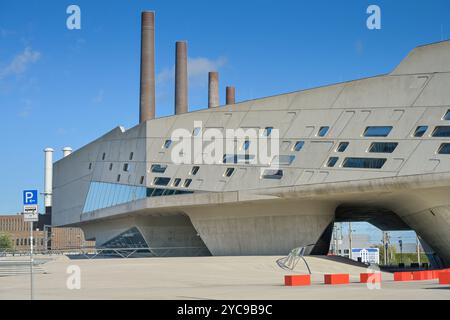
394, 272, 412, 281
360, 273, 382, 283
324, 274, 349, 285
439, 272, 450, 285
284, 275, 311, 286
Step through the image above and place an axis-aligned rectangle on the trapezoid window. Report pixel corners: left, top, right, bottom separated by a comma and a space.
193, 127, 201, 137
368, 142, 398, 153
363, 126, 393, 137
151, 164, 168, 173
444, 110, 450, 121
414, 126, 428, 137
326, 157, 339, 167
123, 163, 129, 172
109, 163, 113, 171
263, 127, 273, 137
140, 176, 145, 185
222, 154, 255, 164
318, 126, 330, 137
438, 143, 450, 154
224, 168, 235, 177
292, 141, 305, 152
342, 157, 387, 169
190, 166, 200, 176
337, 142, 349, 152
88, 163, 92, 170
242, 140, 251, 151
153, 177, 171, 186
261, 169, 283, 180
117, 174, 121, 182
129, 152, 134, 161
163, 139, 172, 149
271, 155, 296, 166
102, 153, 106, 160
183, 179, 192, 188
172, 178, 182, 187
432, 126, 450, 137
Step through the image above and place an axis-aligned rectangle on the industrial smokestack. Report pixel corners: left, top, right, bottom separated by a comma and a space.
62, 147, 73, 157
208, 72, 219, 109
139, 11, 156, 123
44, 148, 54, 210
175, 41, 188, 115
226, 86, 235, 105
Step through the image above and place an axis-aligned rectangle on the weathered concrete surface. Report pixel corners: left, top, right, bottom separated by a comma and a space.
0, 256, 448, 300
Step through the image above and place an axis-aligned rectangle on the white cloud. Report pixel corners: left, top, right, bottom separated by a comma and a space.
0, 47, 41, 80
157, 56, 227, 87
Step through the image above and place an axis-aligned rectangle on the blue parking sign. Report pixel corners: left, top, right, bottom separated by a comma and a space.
23, 190, 38, 205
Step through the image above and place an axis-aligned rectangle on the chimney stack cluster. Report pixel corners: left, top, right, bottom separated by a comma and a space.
138, 11, 236, 122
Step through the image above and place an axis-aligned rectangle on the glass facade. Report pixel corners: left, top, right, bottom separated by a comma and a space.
102, 227, 148, 248
83, 181, 194, 213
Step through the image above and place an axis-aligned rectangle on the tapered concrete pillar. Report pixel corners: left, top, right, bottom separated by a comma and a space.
226, 86, 235, 105
175, 41, 188, 115
208, 72, 219, 109
139, 11, 156, 123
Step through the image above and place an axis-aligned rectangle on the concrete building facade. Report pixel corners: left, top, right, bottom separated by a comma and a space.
51, 12, 450, 267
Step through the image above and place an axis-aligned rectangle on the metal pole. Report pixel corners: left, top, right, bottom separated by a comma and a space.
30, 221, 34, 300
348, 222, 352, 259
417, 236, 421, 265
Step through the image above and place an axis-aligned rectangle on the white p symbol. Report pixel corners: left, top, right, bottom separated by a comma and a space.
25, 192, 33, 203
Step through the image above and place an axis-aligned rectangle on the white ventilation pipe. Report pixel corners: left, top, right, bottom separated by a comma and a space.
62, 147, 73, 157
44, 148, 54, 208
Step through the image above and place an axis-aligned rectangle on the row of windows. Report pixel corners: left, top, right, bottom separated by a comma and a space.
146, 188, 194, 197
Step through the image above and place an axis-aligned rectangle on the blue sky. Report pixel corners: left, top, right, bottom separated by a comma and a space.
1, 0, 449, 243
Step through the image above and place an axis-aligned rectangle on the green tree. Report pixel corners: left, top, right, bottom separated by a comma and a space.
0, 233, 13, 250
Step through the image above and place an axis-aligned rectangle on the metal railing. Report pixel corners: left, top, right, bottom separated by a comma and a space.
276, 244, 315, 274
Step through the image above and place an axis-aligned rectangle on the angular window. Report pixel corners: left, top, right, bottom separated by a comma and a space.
364, 126, 393, 137
343, 157, 387, 169
224, 168, 235, 177
368, 142, 398, 153
432, 126, 450, 137
163, 139, 172, 149
183, 179, 192, 188
151, 164, 168, 173
271, 155, 296, 166
190, 166, 200, 176
117, 174, 121, 182
89, 163, 92, 170
261, 169, 283, 180
223, 154, 255, 164
263, 127, 273, 137
438, 143, 450, 154
140, 176, 145, 185
173, 178, 182, 187
193, 127, 201, 137
102, 153, 106, 160
444, 110, 450, 120
292, 141, 305, 152
337, 142, 349, 152
318, 126, 330, 137
129, 152, 134, 161
414, 126, 428, 137
123, 163, 129, 172
109, 163, 113, 171
153, 177, 171, 186
327, 157, 339, 168
242, 140, 251, 151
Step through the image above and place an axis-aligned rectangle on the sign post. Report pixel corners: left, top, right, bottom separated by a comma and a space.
23, 190, 38, 300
